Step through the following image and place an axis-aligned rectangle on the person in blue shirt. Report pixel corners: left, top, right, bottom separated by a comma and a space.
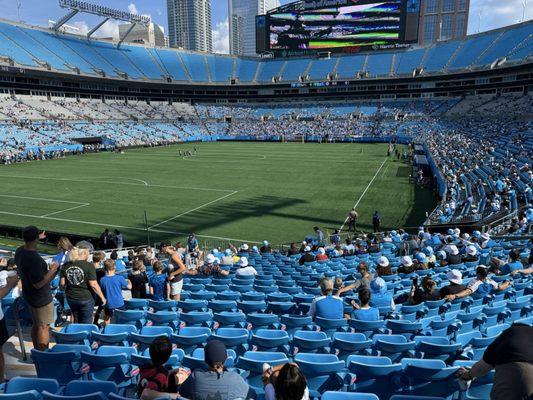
99, 259, 131, 324
496, 250, 523, 275
308, 277, 344, 320
369, 277, 395, 311
110, 250, 127, 273
351, 288, 379, 321
149, 261, 169, 301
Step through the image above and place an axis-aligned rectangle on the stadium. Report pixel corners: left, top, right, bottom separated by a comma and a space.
0, 0, 531, 398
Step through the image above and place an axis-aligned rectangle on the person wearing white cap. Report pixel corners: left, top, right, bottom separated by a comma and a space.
462, 245, 479, 263
189, 254, 229, 277
298, 246, 315, 266
240, 243, 250, 253
480, 233, 495, 249
445, 245, 462, 265
235, 257, 257, 277
398, 256, 416, 274
220, 249, 234, 267
444, 266, 511, 302
369, 277, 395, 310
439, 269, 466, 298
260, 241, 272, 254
316, 247, 328, 261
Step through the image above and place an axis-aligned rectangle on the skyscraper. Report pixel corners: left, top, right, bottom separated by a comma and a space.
229, 0, 279, 56
167, 0, 212, 52
418, 0, 470, 44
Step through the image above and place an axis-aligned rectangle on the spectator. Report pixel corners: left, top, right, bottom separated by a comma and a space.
220, 249, 234, 267
351, 288, 379, 321
91, 251, 107, 325
298, 246, 315, 265
187, 233, 199, 255
439, 269, 466, 298
110, 251, 127, 273
308, 277, 344, 320
446, 245, 462, 265
60, 241, 106, 324
369, 277, 395, 311
337, 261, 373, 296
493, 250, 523, 275
138, 336, 189, 400
114, 230, 124, 250
129, 260, 149, 299
463, 245, 480, 263
260, 241, 272, 254
160, 242, 186, 301
287, 243, 300, 256
414, 252, 429, 270
456, 323, 532, 400
15, 227, 58, 350
372, 211, 381, 233
149, 261, 169, 301
263, 363, 309, 400
235, 257, 257, 277
53, 236, 74, 266
179, 340, 253, 400
410, 276, 440, 305
347, 208, 358, 232
315, 248, 328, 261
0, 274, 19, 382
99, 259, 131, 325
191, 255, 229, 277
398, 256, 416, 274
375, 261, 393, 277
314, 227, 325, 247
445, 266, 511, 301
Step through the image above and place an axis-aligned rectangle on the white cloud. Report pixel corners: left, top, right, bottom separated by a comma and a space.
70, 19, 120, 40
468, 0, 531, 34
212, 19, 229, 54
127, 3, 138, 15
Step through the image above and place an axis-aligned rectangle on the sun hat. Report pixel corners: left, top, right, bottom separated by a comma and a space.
241, 244, 249, 251
238, 257, 249, 267
304, 246, 311, 252
447, 245, 459, 256
447, 269, 463, 285
206, 254, 216, 264
466, 245, 477, 256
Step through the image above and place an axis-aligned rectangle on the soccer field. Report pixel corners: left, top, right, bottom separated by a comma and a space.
0, 142, 434, 246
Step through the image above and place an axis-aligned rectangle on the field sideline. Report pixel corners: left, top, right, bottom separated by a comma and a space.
0, 142, 434, 246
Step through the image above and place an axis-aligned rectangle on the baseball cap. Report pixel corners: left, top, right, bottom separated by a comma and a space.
437, 250, 447, 260
22, 226, 40, 242
241, 244, 249, 251
401, 256, 413, 267
304, 246, 311, 252
204, 340, 227, 367
481, 233, 490, 241
263, 240, 269, 246
206, 254, 216, 264
225, 249, 232, 256
466, 245, 477, 256
423, 246, 434, 255
370, 277, 386, 292
238, 257, 249, 267
377, 256, 389, 267
447, 269, 463, 285
317, 247, 326, 255
416, 252, 427, 263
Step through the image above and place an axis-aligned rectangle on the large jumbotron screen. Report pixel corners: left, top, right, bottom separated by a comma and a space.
257, 0, 420, 56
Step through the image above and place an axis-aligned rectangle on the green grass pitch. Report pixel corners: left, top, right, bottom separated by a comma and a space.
0, 142, 434, 247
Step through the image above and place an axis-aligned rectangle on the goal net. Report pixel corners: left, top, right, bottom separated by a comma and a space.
281, 134, 305, 143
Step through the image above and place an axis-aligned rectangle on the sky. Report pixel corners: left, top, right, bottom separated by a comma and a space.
0, 0, 531, 53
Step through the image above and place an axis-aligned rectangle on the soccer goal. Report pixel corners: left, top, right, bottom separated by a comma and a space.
281, 134, 305, 143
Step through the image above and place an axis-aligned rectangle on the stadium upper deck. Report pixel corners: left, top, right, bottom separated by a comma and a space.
0, 18, 531, 85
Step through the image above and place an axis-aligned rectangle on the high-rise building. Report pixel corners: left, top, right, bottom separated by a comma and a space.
418, 0, 470, 44
167, 0, 212, 52
229, 0, 279, 56
119, 23, 166, 47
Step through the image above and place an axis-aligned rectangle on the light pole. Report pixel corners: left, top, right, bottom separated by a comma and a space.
522, 0, 528, 22
17, 0, 22, 21
477, 10, 482, 33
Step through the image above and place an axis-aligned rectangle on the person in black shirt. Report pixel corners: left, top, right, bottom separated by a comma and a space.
128, 260, 149, 299
457, 323, 532, 400
445, 245, 463, 265
439, 269, 466, 298
15, 226, 58, 350
298, 246, 315, 265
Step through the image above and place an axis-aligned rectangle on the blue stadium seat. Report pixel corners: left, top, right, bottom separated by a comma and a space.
52, 324, 98, 345
92, 324, 137, 346
80, 346, 137, 388
31, 345, 90, 385
322, 393, 379, 400
251, 329, 290, 352
294, 353, 346, 397
172, 327, 211, 354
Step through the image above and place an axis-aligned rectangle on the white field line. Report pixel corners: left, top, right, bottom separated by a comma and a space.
0, 174, 232, 193
339, 158, 388, 231
41, 203, 90, 217
0, 210, 261, 243
148, 190, 239, 230
0, 194, 86, 205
